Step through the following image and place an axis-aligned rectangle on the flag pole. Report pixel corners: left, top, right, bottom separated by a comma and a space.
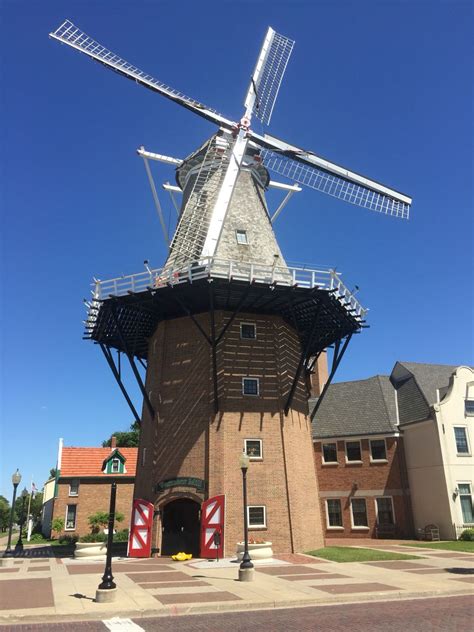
26, 478, 33, 542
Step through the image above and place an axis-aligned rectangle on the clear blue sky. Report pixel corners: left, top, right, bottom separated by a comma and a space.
1, 0, 472, 498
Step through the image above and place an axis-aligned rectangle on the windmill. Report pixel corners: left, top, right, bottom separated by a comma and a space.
50, 21, 412, 557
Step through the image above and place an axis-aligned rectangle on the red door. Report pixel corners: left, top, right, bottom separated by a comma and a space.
200, 495, 225, 559
128, 498, 154, 558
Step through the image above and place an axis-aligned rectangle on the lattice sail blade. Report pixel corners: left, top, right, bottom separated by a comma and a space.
49, 19, 234, 129
245, 27, 294, 126
261, 149, 410, 218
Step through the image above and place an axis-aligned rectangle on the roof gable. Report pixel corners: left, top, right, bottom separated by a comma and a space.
60, 447, 138, 477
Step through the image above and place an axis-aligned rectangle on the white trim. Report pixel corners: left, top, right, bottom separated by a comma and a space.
242, 377, 260, 396
456, 481, 473, 525
244, 438, 263, 461
375, 496, 396, 525
345, 440, 362, 463
65, 504, 77, 531
240, 322, 257, 340
322, 441, 338, 465
247, 505, 266, 528
314, 432, 399, 444
453, 425, 471, 456
350, 497, 369, 529
68, 479, 79, 497
325, 498, 343, 529
369, 438, 388, 463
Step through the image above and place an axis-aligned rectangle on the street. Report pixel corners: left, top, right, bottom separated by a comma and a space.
2, 595, 473, 631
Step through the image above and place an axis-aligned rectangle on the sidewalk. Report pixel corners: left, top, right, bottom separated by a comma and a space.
0, 543, 472, 625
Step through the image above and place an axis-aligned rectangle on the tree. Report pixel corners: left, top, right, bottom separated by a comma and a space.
0, 496, 10, 532
102, 421, 140, 448
49, 468, 57, 479
88, 511, 124, 534
14, 492, 43, 524
51, 517, 64, 538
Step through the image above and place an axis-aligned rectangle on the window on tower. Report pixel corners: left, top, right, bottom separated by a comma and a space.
248, 506, 266, 528
240, 323, 256, 339
236, 229, 249, 245
243, 377, 259, 396
245, 439, 263, 459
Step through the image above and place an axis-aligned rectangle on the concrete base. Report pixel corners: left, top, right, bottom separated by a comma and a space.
238, 567, 255, 582
95, 587, 117, 603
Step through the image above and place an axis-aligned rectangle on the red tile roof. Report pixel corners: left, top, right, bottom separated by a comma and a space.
60, 447, 138, 477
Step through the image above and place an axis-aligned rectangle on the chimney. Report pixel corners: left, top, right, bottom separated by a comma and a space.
110, 436, 117, 449
309, 351, 329, 397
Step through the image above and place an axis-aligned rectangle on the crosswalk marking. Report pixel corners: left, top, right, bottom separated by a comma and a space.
102, 617, 145, 631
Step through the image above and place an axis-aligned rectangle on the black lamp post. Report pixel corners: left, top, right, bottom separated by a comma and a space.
4, 469, 21, 556
98, 481, 117, 591
239, 451, 254, 577
15, 488, 29, 551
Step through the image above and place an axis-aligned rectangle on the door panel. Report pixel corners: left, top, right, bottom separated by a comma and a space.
200, 495, 225, 558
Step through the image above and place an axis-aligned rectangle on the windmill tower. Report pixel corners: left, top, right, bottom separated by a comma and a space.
50, 21, 412, 557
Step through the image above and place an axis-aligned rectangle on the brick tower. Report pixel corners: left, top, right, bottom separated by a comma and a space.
52, 20, 411, 558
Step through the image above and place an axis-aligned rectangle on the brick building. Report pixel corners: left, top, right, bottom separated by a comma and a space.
311, 374, 413, 539
44, 438, 137, 538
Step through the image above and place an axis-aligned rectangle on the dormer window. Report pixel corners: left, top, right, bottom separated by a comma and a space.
111, 458, 120, 473
236, 230, 248, 245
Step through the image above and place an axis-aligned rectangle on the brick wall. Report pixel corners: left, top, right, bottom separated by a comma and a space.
134, 310, 325, 556
314, 437, 413, 538
53, 479, 135, 536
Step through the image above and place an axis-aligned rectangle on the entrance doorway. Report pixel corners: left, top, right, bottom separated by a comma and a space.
161, 498, 200, 557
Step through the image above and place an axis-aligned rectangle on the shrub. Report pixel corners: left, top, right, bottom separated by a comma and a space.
51, 517, 64, 538
28, 533, 47, 544
113, 528, 129, 542
58, 534, 78, 545
459, 528, 474, 541
88, 511, 124, 534
79, 532, 107, 543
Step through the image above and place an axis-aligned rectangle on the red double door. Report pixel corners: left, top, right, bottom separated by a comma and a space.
128, 495, 225, 559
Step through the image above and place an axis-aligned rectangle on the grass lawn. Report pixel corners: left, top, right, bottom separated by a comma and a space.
400, 541, 474, 554
306, 546, 422, 563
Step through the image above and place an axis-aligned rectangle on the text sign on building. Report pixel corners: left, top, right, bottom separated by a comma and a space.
155, 477, 207, 493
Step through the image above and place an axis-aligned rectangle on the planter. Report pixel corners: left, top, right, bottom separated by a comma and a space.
236, 541, 273, 561
74, 541, 107, 559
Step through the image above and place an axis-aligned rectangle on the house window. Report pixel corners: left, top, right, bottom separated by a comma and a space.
65, 505, 77, 530
322, 443, 338, 464
465, 400, 474, 416
326, 499, 343, 528
351, 498, 368, 528
454, 427, 470, 454
346, 441, 362, 462
240, 323, 256, 339
370, 439, 387, 461
69, 479, 79, 496
376, 497, 395, 525
245, 439, 262, 459
111, 458, 120, 473
248, 506, 266, 528
243, 377, 259, 396
236, 230, 248, 245
458, 484, 474, 524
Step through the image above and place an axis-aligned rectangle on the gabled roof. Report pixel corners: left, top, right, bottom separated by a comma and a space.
390, 361, 459, 407
311, 375, 397, 439
60, 447, 138, 477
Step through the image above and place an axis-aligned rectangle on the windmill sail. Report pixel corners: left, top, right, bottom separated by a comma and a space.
49, 20, 234, 129
244, 27, 295, 125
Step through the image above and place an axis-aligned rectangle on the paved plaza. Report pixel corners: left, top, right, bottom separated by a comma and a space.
0, 543, 472, 627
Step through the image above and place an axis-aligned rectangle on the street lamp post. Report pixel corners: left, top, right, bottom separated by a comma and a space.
239, 451, 254, 582
4, 469, 22, 556
15, 488, 29, 551
96, 481, 117, 602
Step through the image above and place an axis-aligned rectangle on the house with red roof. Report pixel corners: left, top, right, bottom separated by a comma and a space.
43, 437, 138, 537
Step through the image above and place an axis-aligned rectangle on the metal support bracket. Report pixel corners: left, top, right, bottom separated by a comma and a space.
309, 333, 353, 421
99, 344, 141, 425
110, 306, 156, 420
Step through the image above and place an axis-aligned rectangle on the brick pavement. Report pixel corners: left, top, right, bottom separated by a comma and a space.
0, 543, 472, 625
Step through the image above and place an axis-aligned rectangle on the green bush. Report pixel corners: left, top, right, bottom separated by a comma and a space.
113, 528, 129, 542
28, 533, 47, 544
88, 511, 124, 534
79, 532, 107, 543
51, 517, 64, 537
58, 534, 78, 545
459, 528, 474, 541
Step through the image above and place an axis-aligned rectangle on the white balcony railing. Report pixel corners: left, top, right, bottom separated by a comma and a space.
89, 257, 368, 321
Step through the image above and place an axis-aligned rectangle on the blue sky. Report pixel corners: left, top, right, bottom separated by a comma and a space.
1, 0, 472, 498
